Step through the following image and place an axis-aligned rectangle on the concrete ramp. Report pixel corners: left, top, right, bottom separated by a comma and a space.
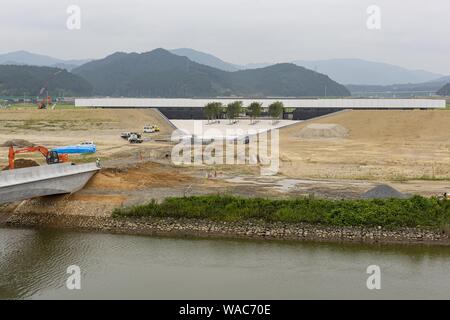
0, 163, 100, 204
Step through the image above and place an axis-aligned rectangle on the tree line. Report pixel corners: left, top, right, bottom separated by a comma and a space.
204, 101, 285, 123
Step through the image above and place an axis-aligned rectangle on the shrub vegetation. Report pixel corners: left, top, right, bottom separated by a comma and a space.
113, 195, 450, 229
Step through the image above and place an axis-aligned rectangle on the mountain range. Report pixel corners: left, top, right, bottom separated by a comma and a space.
347, 76, 450, 97
0, 51, 90, 71
1, 49, 446, 86
1, 48, 448, 98
169, 48, 444, 85
72, 49, 350, 97
292, 59, 443, 86
169, 49, 274, 72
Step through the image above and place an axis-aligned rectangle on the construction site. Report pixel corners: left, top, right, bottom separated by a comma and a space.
1, 101, 450, 219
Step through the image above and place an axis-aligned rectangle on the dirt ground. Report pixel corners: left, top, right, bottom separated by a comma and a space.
0, 108, 175, 164
280, 109, 450, 181
1, 108, 450, 218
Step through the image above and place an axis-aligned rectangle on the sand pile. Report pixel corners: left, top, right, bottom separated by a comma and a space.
1, 139, 34, 148
2, 159, 40, 170
297, 124, 349, 139
362, 185, 409, 199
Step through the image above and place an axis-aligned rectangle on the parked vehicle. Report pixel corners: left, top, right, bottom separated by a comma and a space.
79, 141, 95, 146
121, 132, 132, 139
121, 132, 142, 140
143, 125, 160, 133
128, 133, 143, 144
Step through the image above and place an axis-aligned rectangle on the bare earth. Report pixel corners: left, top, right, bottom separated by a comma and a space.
1, 108, 450, 218
0, 108, 174, 164
280, 109, 450, 180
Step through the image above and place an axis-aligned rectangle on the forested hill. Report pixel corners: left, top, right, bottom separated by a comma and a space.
437, 83, 450, 96
72, 48, 350, 97
0, 65, 93, 96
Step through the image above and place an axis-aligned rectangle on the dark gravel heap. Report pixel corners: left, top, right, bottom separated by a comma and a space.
2, 159, 40, 171
362, 184, 409, 199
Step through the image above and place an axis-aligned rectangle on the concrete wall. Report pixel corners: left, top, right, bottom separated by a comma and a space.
0, 163, 99, 187
76, 98, 446, 109
0, 163, 99, 204
158, 107, 205, 120
76, 98, 446, 120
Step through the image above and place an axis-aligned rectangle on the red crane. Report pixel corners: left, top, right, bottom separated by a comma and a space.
37, 70, 63, 109
8, 145, 69, 170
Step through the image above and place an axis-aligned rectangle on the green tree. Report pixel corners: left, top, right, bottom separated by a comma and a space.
204, 103, 215, 123
268, 101, 284, 124
226, 101, 243, 123
247, 102, 262, 124
212, 102, 224, 120
204, 102, 223, 123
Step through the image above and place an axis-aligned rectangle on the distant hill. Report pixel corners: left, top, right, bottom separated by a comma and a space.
347, 76, 450, 97
228, 63, 349, 97
170, 48, 240, 72
170, 48, 273, 72
73, 49, 350, 98
0, 65, 93, 96
433, 76, 450, 85
437, 83, 450, 96
5, 48, 445, 87
241, 62, 272, 70
0, 51, 91, 71
292, 59, 444, 85
168, 48, 445, 86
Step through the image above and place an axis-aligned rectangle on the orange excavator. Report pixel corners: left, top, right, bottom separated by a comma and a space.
8, 145, 69, 170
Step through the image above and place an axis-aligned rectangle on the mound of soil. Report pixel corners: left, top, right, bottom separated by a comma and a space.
2, 159, 40, 170
362, 184, 408, 199
297, 124, 349, 139
1, 139, 35, 148
85, 162, 192, 190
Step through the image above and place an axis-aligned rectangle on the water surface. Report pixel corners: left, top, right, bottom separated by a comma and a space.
1, 227, 449, 299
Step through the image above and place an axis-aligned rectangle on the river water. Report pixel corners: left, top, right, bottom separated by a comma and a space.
0, 227, 449, 299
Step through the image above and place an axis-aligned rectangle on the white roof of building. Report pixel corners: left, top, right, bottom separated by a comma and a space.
75, 98, 446, 109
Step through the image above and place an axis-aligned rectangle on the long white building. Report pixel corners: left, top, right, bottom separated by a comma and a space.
75, 98, 446, 120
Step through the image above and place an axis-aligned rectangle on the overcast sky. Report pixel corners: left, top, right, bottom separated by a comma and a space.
0, 0, 449, 74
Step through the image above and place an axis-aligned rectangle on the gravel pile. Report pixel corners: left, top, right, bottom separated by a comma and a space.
2, 159, 40, 170
362, 184, 409, 199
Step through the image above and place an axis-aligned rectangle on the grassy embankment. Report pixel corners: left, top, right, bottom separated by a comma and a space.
6, 103, 77, 109
113, 195, 450, 229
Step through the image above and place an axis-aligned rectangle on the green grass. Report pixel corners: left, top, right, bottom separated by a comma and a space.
7, 103, 76, 109
113, 195, 450, 229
